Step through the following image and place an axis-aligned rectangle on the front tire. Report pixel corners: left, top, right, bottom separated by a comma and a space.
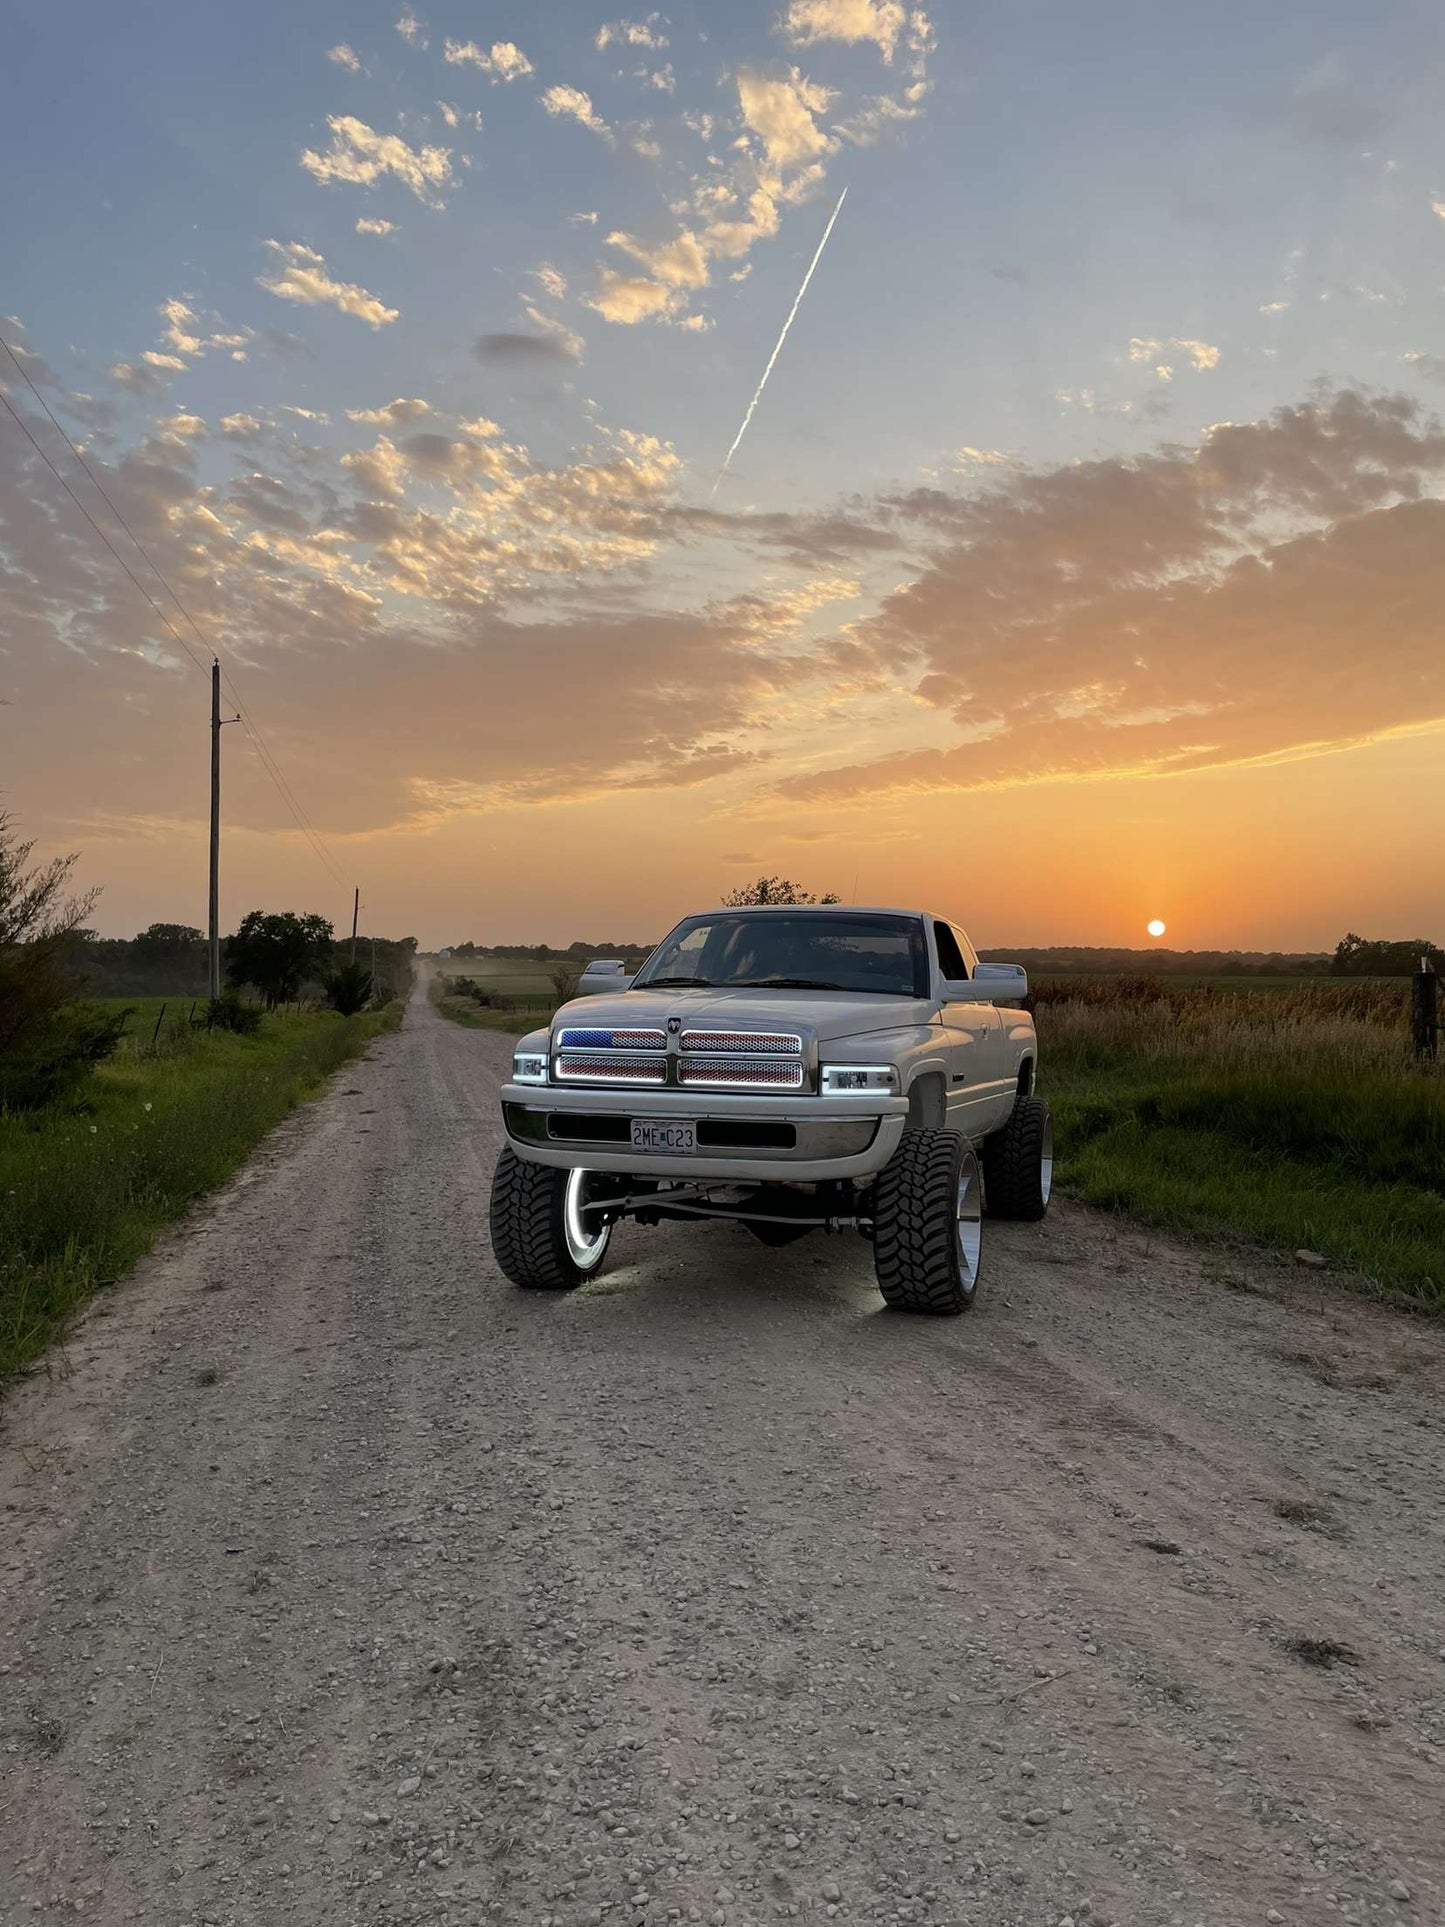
872, 1127, 982, 1316
489, 1150, 614, 1290
982, 1095, 1053, 1221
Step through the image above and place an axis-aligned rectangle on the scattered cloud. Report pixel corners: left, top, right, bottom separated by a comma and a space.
1260, 299, 1289, 315
1175, 338, 1220, 371
474, 329, 580, 366
300, 116, 453, 204
346, 398, 431, 426
777, 389, 1445, 805
532, 264, 568, 301
736, 69, 835, 170
259, 242, 400, 327
396, 10, 426, 49
1130, 334, 1218, 371
596, 15, 668, 51
783, 0, 907, 63
356, 216, 397, 236
444, 38, 533, 80
571, 210, 599, 225
540, 85, 610, 138
327, 43, 361, 73
219, 413, 264, 438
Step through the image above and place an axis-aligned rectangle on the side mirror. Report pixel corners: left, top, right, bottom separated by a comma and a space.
973, 962, 1028, 1004
575, 959, 635, 996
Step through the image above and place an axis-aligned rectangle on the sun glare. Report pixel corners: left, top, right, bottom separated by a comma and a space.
1147, 918, 1167, 938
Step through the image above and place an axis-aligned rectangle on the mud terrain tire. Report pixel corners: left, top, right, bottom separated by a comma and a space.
872, 1127, 981, 1315
982, 1095, 1053, 1222
489, 1149, 613, 1290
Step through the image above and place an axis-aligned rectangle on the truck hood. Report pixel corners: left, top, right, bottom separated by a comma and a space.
554, 987, 935, 1046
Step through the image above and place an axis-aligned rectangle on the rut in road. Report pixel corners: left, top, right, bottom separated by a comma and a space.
2, 982, 1443, 1927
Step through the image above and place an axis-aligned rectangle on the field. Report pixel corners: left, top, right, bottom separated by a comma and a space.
0, 1003, 401, 1379
430, 956, 570, 1034
1038, 976, 1443, 1309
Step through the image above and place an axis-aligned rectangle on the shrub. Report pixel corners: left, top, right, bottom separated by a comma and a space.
205, 990, 264, 1035
323, 963, 374, 1016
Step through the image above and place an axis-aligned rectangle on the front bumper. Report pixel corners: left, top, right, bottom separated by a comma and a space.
500, 1081, 909, 1182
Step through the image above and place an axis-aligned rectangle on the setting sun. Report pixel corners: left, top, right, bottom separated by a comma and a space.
1147, 919, 1167, 938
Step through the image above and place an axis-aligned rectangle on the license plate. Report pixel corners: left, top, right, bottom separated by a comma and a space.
630, 1119, 697, 1154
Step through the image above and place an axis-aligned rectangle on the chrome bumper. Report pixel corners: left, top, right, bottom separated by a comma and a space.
500, 1081, 909, 1182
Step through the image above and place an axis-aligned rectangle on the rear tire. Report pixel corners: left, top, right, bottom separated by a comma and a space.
872, 1127, 982, 1316
489, 1150, 614, 1290
982, 1095, 1053, 1221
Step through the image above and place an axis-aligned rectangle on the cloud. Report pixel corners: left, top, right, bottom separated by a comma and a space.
586, 272, 687, 325
259, 242, 400, 327
783, 0, 907, 62
532, 264, 567, 300
396, 10, 426, 48
109, 359, 176, 393
1130, 334, 1220, 371
774, 388, 1445, 805
522, 305, 586, 359
736, 68, 835, 170
596, 15, 668, 50
219, 413, 264, 438
156, 412, 208, 441
540, 84, 610, 138
356, 216, 397, 236
571, 210, 599, 225
300, 116, 452, 203
474, 329, 580, 366
444, 38, 533, 80
346, 398, 431, 426
327, 43, 361, 72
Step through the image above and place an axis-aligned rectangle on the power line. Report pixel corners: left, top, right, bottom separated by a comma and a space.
0, 336, 351, 894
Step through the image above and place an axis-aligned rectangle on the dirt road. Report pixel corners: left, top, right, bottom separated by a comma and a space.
3, 986, 1443, 1927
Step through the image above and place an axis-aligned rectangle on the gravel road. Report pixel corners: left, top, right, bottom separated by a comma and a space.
3, 984, 1444, 1927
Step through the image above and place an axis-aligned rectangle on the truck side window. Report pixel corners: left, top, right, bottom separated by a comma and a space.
933, 921, 968, 981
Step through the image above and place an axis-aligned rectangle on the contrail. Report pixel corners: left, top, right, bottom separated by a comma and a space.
711, 186, 847, 498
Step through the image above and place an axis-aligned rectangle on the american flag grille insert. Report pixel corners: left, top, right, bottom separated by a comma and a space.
680, 1029, 802, 1055
555, 1053, 666, 1084
557, 1027, 666, 1050
678, 1056, 805, 1090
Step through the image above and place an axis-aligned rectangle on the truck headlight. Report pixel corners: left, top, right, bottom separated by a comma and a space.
820, 1064, 899, 1096
512, 1051, 549, 1085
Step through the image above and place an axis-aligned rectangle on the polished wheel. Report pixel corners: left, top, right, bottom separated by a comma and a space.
563, 1168, 613, 1272
955, 1152, 982, 1289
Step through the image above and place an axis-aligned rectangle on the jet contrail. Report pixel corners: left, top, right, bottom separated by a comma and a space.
711, 186, 847, 498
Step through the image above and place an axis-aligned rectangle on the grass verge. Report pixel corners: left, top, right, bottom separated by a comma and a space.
429, 978, 555, 1036
0, 1004, 401, 1381
1039, 980, 1444, 1310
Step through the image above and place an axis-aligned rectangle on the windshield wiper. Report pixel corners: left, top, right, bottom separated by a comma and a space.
640, 975, 716, 987
731, 977, 860, 991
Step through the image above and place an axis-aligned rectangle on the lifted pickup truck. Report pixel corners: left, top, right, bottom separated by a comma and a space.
490, 905, 1050, 1315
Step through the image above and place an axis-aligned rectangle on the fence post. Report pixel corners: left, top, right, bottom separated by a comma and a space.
150, 1002, 168, 1049
1413, 957, 1438, 1061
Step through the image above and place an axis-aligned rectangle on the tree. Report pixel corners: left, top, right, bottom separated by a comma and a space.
0, 812, 125, 1109
721, 876, 841, 906
133, 922, 204, 958
549, 963, 580, 1003
1330, 932, 1442, 977
226, 910, 333, 1007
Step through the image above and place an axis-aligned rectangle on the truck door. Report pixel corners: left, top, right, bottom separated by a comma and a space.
933, 920, 1003, 1135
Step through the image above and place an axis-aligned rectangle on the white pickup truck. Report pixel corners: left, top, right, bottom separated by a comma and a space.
490, 905, 1050, 1315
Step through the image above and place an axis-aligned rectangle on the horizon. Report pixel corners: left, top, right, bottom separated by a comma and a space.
4, 0, 1445, 951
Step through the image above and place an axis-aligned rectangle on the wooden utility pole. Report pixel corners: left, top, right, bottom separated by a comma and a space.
351, 886, 360, 962
208, 661, 239, 1002
209, 660, 222, 1000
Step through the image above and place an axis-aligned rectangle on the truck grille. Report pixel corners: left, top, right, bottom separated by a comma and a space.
678, 1056, 805, 1090
552, 1024, 807, 1092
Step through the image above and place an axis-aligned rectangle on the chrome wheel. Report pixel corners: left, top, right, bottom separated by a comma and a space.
955, 1150, 982, 1295
563, 1168, 613, 1272
1039, 1112, 1054, 1206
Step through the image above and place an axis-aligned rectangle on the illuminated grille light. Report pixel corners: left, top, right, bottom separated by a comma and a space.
556, 1054, 666, 1084
679, 1056, 805, 1090
680, 1030, 802, 1055
558, 1027, 665, 1050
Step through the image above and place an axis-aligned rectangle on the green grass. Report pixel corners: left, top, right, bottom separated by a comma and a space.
429, 973, 556, 1036
0, 1003, 401, 1380
1038, 978, 1444, 1309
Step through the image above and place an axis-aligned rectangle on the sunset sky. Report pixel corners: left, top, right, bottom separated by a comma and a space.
3, 0, 1444, 949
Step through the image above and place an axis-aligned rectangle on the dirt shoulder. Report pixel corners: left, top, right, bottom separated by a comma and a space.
2, 986, 1442, 1926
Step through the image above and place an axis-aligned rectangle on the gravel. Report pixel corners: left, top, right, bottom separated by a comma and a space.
2, 976, 1443, 1924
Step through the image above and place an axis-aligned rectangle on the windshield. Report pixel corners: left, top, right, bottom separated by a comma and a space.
634, 912, 929, 997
